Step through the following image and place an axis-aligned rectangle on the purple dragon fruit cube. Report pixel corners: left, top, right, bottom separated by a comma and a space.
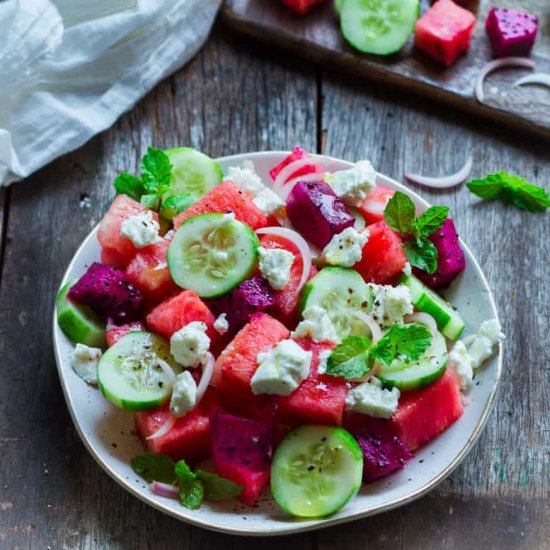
485, 7, 538, 58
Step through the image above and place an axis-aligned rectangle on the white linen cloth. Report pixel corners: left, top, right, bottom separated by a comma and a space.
0, 0, 222, 186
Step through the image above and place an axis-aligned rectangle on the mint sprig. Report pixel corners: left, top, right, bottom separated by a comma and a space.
325, 335, 372, 380
466, 172, 550, 213
114, 147, 173, 209
384, 191, 449, 275
132, 454, 242, 509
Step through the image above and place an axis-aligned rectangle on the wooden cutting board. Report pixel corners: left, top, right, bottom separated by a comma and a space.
222, 0, 550, 138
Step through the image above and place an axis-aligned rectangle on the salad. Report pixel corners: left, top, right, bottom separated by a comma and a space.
56, 147, 504, 518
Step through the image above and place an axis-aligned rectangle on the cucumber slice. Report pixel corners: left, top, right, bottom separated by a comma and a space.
56, 281, 106, 348
163, 147, 222, 202
167, 213, 260, 299
160, 193, 196, 222
377, 329, 448, 391
271, 425, 363, 518
340, 0, 419, 55
300, 267, 373, 340
97, 331, 182, 411
335, 0, 346, 15
400, 273, 466, 340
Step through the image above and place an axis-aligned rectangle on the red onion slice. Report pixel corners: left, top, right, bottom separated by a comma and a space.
150, 481, 179, 499
277, 171, 328, 201
513, 73, 550, 89
273, 158, 325, 194
354, 311, 382, 343
405, 312, 438, 338
146, 413, 176, 441
475, 57, 535, 102
256, 227, 313, 293
405, 155, 473, 189
155, 358, 177, 387
196, 353, 215, 403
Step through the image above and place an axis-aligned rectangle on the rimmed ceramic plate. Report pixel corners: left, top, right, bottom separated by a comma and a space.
53, 151, 503, 536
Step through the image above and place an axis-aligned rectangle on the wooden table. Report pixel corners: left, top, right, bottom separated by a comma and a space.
1, 21, 548, 549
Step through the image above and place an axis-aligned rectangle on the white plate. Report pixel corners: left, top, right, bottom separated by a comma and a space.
53, 151, 503, 536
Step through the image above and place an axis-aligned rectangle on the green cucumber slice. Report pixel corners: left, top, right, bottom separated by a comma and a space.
340, 0, 419, 55
167, 213, 260, 299
163, 147, 222, 202
271, 425, 363, 518
160, 193, 196, 222
335, 0, 346, 15
300, 267, 373, 340
56, 281, 106, 348
377, 328, 448, 391
400, 273, 466, 340
97, 331, 182, 411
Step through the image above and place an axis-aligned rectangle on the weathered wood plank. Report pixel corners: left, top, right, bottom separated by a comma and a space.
0, 25, 316, 549
320, 71, 550, 547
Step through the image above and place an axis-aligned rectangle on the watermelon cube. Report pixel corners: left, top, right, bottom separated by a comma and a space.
485, 7, 538, 58
211, 412, 273, 506
344, 414, 413, 483
145, 290, 217, 342
276, 339, 348, 427
414, 0, 476, 67
98, 195, 159, 268
279, 0, 328, 16
106, 321, 145, 347
216, 313, 289, 419
357, 186, 395, 227
125, 236, 178, 310
173, 181, 268, 231
354, 221, 407, 284
135, 387, 221, 463
390, 368, 464, 451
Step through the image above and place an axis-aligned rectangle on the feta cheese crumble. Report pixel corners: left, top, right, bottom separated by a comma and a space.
213, 313, 229, 335
253, 188, 285, 216
170, 371, 197, 417
291, 305, 340, 344
448, 340, 474, 392
258, 246, 294, 290
72, 343, 102, 385
120, 210, 162, 248
170, 322, 210, 368
323, 227, 369, 267
324, 160, 377, 206
251, 339, 312, 396
345, 377, 400, 418
316, 349, 332, 375
369, 283, 414, 327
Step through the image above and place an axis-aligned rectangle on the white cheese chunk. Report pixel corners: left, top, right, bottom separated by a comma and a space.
324, 160, 377, 206
323, 227, 369, 267
345, 377, 400, 418
251, 339, 312, 396
449, 340, 474, 392
253, 188, 285, 216
170, 322, 210, 368
369, 283, 414, 327
291, 305, 340, 344
258, 246, 294, 290
120, 210, 162, 248
72, 343, 102, 385
464, 319, 505, 370
213, 313, 229, 335
316, 349, 332, 375
170, 371, 197, 417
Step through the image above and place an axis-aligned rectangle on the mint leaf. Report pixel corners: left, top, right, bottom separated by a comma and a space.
325, 335, 372, 380
370, 323, 432, 367
140, 193, 161, 210
178, 477, 204, 510
404, 237, 438, 274
195, 470, 243, 501
384, 191, 416, 235
414, 206, 449, 237
114, 172, 145, 201
174, 460, 195, 483
131, 453, 176, 484
467, 172, 549, 212
141, 147, 173, 195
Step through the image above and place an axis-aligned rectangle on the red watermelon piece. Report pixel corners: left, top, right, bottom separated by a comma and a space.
414, 0, 476, 67
106, 321, 145, 347
357, 186, 395, 227
216, 313, 289, 420
135, 387, 221, 463
259, 233, 317, 323
100, 246, 134, 269
173, 181, 268, 231
276, 339, 348, 427
354, 221, 407, 284
279, 0, 328, 15
390, 368, 464, 451
269, 147, 324, 183
125, 236, 178, 310
97, 195, 159, 268
145, 290, 217, 342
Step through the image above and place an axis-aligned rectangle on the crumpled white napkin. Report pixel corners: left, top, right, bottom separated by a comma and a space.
0, 0, 222, 186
